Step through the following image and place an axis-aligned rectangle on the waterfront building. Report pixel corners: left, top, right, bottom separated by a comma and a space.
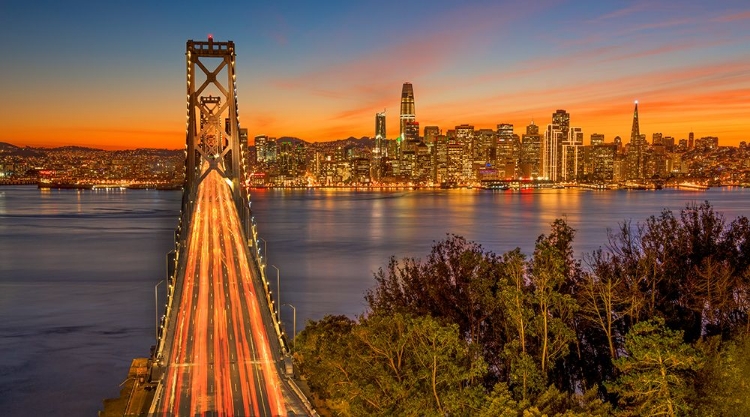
424, 126, 441, 182
446, 136, 464, 184
434, 134, 448, 184
520, 121, 542, 179
544, 124, 563, 181
496, 124, 516, 177
562, 126, 584, 181
455, 124, 475, 181
476, 128, 497, 165
591, 144, 617, 182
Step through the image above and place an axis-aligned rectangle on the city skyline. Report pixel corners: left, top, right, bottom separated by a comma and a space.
2, 1, 750, 149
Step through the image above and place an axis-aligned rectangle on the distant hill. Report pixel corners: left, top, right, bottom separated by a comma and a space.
277, 136, 308, 145
274, 136, 374, 147
0, 142, 43, 157
335, 136, 374, 147
49, 145, 103, 152
0, 142, 20, 151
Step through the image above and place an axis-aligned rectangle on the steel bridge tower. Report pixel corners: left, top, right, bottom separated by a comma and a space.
182, 36, 252, 238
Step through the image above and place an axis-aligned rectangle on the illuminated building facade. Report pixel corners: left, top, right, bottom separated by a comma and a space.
520, 121, 542, 179
400, 83, 416, 142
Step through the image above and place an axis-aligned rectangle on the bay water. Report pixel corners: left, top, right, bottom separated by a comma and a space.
1, 185, 749, 415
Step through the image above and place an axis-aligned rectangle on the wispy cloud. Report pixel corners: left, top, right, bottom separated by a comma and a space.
587, 2, 650, 23
712, 10, 750, 22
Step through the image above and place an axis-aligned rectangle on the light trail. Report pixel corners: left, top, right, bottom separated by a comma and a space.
154, 168, 287, 416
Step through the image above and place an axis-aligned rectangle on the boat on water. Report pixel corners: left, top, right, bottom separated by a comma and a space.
677, 182, 710, 191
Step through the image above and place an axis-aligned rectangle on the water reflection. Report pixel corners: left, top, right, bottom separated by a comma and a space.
250, 188, 750, 335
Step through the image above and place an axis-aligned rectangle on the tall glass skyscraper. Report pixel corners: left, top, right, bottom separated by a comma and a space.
400, 83, 416, 140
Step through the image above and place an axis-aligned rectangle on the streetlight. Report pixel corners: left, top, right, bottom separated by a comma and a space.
258, 237, 267, 259
282, 304, 297, 351
154, 280, 164, 343
271, 265, 280, 311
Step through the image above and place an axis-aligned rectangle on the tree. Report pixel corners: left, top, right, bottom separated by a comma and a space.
694, 334, 750, 416
365, 234, 507, 384
295, 313, 485, 416
293, 315, 357, 413
580, 250, 630, 361
528, 222, 577, 376
609, 318, 701, 417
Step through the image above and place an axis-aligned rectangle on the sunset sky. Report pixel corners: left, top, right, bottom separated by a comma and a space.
1, 0, 749, 149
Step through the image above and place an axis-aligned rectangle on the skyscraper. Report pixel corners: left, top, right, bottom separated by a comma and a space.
544, 124, 563, 181
255, 135, 268, 163
562, 126, 584, 181
375, 111, 386, 139
630, 101, 640, 143
400, 82, 416, 141
520, 121, 542, 179
543, 110, 569, 181
628, 101, 645, 179
552, 110, 570, 139
373, 111, 387, 181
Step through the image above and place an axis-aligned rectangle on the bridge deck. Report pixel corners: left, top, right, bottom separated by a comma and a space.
151, 169, 300, 416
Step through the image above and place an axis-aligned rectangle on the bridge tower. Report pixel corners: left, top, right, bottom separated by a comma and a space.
183, 36, 252, 237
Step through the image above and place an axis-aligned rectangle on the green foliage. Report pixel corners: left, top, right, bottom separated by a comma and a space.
297, 203, 750, 415
295, 312, 485, 416
609, 317, 701, 417
693, 334, 750, 416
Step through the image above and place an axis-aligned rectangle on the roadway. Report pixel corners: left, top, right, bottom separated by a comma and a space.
150, 168, 297, 416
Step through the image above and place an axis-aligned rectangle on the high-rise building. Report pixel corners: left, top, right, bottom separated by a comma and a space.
520, 121, 542, 179
373, 111, 387, 181
255, 135, 269, 163
688, 131, 695, 149
591, 144, 617, 182
627, 101, 646, 179
663, 136, 675, 151
400, 82, 416, 141
562, 127, 584, 181
435, 134, 448, 184
552, 110, 570, 138
424, 126, 441, 182
475, 128, 496, 165
544, 124, 564, 181
375, 111, 386, 139
652, 132, 663, 146
591, 133, 605, 146
455, 124, 475, 181
543, 110, 569, 181
424, 126, 440, 145
496, 123, 516, 177
630, 101, 641, 143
